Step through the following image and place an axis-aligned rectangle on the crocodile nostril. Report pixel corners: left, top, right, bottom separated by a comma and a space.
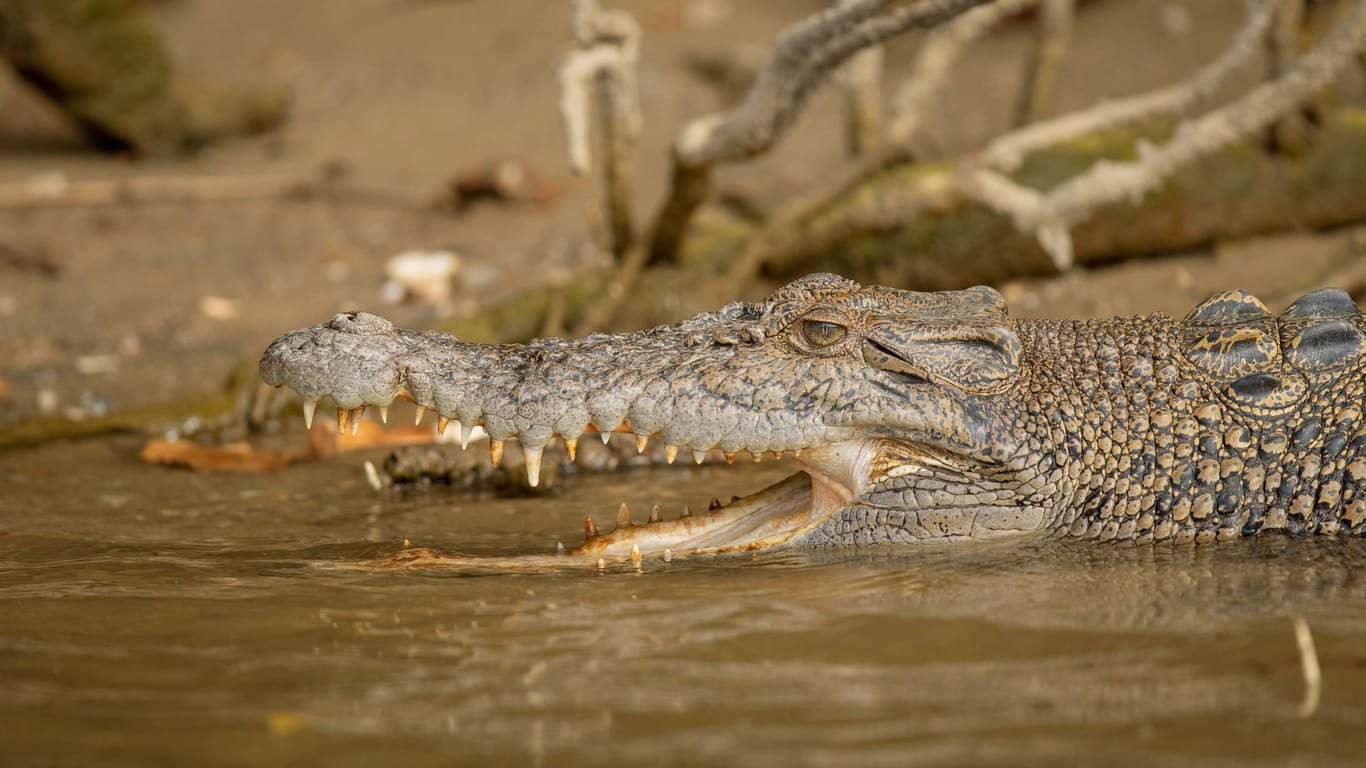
328, 311, 396, 336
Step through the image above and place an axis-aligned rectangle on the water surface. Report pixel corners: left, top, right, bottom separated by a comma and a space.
3, 437, 1366, 766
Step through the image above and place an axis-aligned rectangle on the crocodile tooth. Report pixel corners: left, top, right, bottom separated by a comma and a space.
752, 451, 763, 463
723, 452, 736, 464
460, 422, 474, 449
379, 405, 389, 425
648, 504, 662, 524
664, 445, 678, 464
731, 495, 741, 503
490, 438, 505, 467
437, 416, 450, 437
337, 407, 349, 435
350, 407, 365, 436
616, 502, 632, 527
663, 548, 672, 563
414, 405, 428, 425
630, 544, 642, 561
556, 541, 565, 554
601, 431, 611, 445
524, 444, 544, 487
709, 497, 722, 511
692, 450, 706, 465
585, 516, 600, 540
680, 505, 692, 518
564, 437, 578, 462
635, 434, 649, 453
300, 399, 317, 429
595, 558, 606, 570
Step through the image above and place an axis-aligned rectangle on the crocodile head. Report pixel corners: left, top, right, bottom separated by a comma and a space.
261, 274, 1055, 562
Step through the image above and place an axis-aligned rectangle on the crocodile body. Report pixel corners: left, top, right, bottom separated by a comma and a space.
260, 274, 1366, 559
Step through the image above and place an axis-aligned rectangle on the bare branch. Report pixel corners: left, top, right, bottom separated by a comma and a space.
558, 0, 642, 259
1013, 0, 1076, 126
889, 0, 1039, 148
980, 0, 1281, 171
675, 0, 995, 168
960, 0, 1366, 268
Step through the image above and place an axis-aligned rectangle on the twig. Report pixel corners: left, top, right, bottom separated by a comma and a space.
889, 0, 1039, 148
1292, 616, 1321, 719
647, 0, 994, 265
979, 0, 1281, 171
558, 0, 641, 260
0, 172, 309, 208
1012, 0, 1076, 126
959, 0, 1366, 268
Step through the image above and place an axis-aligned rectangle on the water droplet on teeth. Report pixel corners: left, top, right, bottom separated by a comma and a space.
302, 399, 317, 429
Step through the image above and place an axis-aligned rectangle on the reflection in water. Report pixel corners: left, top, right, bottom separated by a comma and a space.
3, 438, 1366, 765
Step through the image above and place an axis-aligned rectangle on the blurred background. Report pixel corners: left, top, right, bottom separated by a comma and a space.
0, 0, 1363, 445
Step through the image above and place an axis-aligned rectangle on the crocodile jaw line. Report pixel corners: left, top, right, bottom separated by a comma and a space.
573, 441, 872, 559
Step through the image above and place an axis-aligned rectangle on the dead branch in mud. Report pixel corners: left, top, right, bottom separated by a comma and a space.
538, 0, 1366, 334
959, 0, 1366, 268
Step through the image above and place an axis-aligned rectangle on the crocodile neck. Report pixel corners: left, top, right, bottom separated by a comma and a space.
1020, 314, 1366, 543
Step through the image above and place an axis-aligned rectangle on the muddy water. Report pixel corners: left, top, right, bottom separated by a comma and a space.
4, 437, 1366, 766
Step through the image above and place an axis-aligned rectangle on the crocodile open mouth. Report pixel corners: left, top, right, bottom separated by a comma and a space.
503, 437, 881, 563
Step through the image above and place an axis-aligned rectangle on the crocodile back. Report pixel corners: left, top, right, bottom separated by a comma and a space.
1014, 288, 1366, 542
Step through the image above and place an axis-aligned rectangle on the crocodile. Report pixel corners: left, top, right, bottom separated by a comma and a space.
259, 273, 1366, 563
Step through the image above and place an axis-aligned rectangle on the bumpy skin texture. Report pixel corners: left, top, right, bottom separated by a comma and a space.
260, 274, 1366, 547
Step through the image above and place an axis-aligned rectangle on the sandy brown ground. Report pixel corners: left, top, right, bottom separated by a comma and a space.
0, 0, 1362, 442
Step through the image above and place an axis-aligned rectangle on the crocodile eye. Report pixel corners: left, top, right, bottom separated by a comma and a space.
800, 320, 847, 348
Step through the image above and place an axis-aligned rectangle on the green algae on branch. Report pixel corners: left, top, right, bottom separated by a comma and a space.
756, 107, 1366, 290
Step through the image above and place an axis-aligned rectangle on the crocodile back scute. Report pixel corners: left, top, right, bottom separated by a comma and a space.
1176, 288, 1366, 535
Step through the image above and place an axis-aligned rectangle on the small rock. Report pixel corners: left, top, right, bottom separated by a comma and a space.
382, 250, 461, 305
200, 295, 241, 320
